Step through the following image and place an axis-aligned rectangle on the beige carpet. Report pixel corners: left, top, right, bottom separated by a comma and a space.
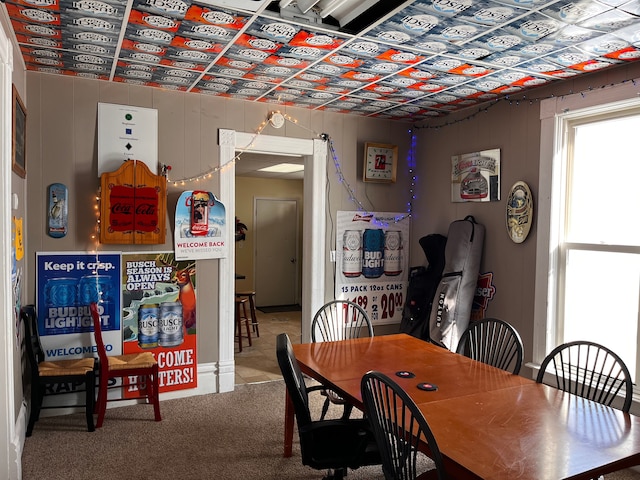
21, 379, 640, 480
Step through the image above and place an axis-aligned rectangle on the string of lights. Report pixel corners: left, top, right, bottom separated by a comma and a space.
166, 111, 417, 225
414, 76, 640, 130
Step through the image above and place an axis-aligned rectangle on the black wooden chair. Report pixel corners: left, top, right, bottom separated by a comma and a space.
276, 333, 381, 480
536, 340, 633, 412
21, 304, 96, 436
312, 300, 373, 420
456, 317, 524, 374
361, 371, 447, 480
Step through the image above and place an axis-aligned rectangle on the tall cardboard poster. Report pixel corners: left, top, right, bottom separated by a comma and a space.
36, 252, 122, 360
122, 252, 197, 393
174, 191, 227, 260
335, 211, 411, 325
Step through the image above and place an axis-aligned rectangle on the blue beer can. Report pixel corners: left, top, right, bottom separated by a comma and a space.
362, 229, 385, 279
138, 304, 159, 349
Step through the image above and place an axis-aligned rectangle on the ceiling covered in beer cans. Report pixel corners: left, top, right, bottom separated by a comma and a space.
5, 0, 640, 121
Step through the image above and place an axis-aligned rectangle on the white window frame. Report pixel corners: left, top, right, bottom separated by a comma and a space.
533, 81, 640, 376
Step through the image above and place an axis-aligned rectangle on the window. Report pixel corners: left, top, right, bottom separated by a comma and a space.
535, 94, 640, 385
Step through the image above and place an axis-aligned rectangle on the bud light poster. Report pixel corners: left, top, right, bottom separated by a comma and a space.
36, 252, 122, 361
174, 190, 227, 260
121, 252, 197, 393
335, 211, 410, 325
451, 148, 500, 203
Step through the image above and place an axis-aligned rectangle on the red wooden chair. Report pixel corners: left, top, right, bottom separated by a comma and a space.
89, 302, 161, 427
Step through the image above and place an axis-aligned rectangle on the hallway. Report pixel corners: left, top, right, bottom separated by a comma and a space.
234, 308, 301, 385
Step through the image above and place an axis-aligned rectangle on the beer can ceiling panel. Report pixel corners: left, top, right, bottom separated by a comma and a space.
5, 0, 640, 120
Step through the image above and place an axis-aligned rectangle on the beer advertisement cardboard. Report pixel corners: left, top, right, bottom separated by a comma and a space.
335, 211, 411, 325
122, 252, 197, 394
174, 190, 227, 260
451, 148, 501, 202
36, 252, 122, 407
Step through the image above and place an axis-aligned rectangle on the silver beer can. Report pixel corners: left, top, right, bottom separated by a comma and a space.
138, 304, 159, 349
384, 230, 403, 276
342, 230, 362, 278
158, 301, 184, 347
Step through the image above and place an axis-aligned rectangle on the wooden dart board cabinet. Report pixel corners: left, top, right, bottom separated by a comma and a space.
100, 160, 166, 244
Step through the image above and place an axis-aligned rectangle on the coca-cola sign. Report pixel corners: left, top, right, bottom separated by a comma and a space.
109, 185, 135, 231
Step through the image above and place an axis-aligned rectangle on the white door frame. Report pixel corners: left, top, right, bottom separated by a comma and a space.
217, 129, 326, 392
0, 21, 18, 480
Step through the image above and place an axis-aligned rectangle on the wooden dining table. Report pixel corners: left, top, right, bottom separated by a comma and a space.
284, 333, 640, 480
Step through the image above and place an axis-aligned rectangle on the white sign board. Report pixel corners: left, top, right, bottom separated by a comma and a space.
98, 103, 158, 177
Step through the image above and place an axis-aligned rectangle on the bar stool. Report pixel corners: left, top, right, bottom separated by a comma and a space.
236, 290, 259, 337
235, 297, 252, 352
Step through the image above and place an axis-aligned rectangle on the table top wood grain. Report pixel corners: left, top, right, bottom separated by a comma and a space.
289, 334, 640, 479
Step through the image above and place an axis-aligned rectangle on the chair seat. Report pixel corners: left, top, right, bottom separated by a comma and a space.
38, 358, 95, 376
107, 352, 157, 370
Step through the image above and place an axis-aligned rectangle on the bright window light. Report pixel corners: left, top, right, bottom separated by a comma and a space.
258, 163, 304, 173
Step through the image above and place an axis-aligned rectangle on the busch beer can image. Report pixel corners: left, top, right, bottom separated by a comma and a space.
384, 230, 403, 276
362, 229, 385, 278
342, 230, 362, 278
138, 304, 159, 349
158, 301, 184, 347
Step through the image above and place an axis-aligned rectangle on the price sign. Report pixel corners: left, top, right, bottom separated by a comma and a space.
335, 211, 411, 325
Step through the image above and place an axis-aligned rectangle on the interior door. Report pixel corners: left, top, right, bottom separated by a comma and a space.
254, 198, 298, 307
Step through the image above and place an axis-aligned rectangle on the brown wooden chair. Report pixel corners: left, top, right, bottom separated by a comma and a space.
89, 302, 161, 428
22, 304, 96, 436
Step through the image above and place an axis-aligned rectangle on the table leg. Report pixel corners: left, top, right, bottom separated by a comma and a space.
284, 390, 294, 457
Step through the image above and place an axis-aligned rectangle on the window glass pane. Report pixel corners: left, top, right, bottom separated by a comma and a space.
568, 114, 640, 246
563, 249, 639, 379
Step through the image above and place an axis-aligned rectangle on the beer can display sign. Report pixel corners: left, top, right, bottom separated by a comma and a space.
342, 230, 362, 278
159, 302, 184, 347
362, 229, 385, 279
384, 230, 403, 276
138, 304, 159, 349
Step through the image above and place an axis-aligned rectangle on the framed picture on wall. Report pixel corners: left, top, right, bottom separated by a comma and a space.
12, 85, 26, 178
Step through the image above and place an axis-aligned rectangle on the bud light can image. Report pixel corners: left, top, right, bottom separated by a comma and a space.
362, 229, 385, 278
342, 230, 362, 278
384, 230, 403, 276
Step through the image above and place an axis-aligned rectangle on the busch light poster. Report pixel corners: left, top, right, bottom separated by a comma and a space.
36, 252, 122, 361
335, 211, 411, 325
451, 148, 500, 203
121, 252, 197, 393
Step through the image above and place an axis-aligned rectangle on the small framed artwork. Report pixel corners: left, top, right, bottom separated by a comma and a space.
363, 142, 397, 183
451, 148, 500, 202
12, 85, 26, 178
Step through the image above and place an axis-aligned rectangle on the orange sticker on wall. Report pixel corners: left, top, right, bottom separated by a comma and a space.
13, 216, 24, 261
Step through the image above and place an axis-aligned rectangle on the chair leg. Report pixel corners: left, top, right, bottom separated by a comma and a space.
85, 371, 96, 432
243, 302, 253, 347
151, 364, 162, 422
95, 370, 108, 429
26, 383, 43, 437
236, 301, 243, 353
248, 294, 259, 337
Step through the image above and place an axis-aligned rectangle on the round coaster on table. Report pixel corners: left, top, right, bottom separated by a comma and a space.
417, 382, 438, 391
395, 371, 416, 379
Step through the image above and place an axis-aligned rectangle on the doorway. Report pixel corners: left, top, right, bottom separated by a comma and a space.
217, 130, 327, 393
254, 198, 299, 307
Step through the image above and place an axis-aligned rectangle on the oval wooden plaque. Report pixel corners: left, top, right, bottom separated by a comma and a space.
506, 181, 533, 244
